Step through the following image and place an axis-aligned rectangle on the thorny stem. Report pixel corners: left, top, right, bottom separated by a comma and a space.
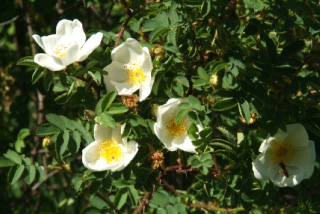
115, 5, 145, 46
97, 193, 122, 214
133, 191, 153, 214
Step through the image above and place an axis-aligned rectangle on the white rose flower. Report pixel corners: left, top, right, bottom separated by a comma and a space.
82, 124, 138, 172
103, 38, 154, 102
33, 19, 103, 71
153, 98, 202, 153
252, 123, 316, 187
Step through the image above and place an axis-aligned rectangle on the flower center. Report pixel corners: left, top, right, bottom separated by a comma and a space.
99, 138, 123, 163
125, 61, 146, 86
166, 115, 188, 138
53, 43, 70, 58
270, 141, 296, 165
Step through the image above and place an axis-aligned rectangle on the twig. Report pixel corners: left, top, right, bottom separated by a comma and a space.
115, 5, 145, 46
189, 203, 244, 212
133, 191, 153, 214
0, 15, 20, 27
161, 178, 178, 195
31, 169, 59, 191
89, 2, 104, 22
104, 0, 116, 21
97, 193, 122, 214
56, 0, 81, 15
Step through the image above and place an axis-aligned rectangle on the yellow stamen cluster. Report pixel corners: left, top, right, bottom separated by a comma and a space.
99, 138, 123, 163
53, 44, 69, 58
166, 115, 188, 138
271, 141, 296, 165
125, 61, 146, 86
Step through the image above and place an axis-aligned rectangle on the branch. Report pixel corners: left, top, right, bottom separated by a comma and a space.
133, 191, 153, 214
104, 0, 116, 21
31, 169, 59, 191
189, 203, 244, 212
56, 1, 81, 15
0, 15, 20, 27
97, 193, 122, 214
89, 2, 104, 22
115, 5, 145, 46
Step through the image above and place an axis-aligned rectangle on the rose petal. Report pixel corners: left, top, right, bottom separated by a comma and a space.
139, 76, 154, 101
174, 137, 197, 153
252, 154, 271, 181
34, 53, 65, 71
78, 32, 103, 61
103, 61, 128, 82
56, 19, 85, 46
60, 43, 80, 67
285, 124, 309, 147
154, 123, 175, 151
111, 42, 130, 65
141, 47, 153, 76
94, 124, 112, 143
109, 80, 140, 95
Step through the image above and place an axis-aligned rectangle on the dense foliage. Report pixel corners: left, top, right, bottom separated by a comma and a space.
1, 0, 320, 213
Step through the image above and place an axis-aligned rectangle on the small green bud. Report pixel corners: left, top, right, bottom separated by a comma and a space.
151, 104, 159, 118
151, 45, 165, 59
43, 136, 54, 148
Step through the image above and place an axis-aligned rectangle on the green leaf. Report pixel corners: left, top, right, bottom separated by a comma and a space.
197, 67, 209, 80
178, 102, 191, 110
188, 156, 201, 168
157, 208, 167, 214
168, 10, 179, 25
175, 109, 188, 125
17, 56, 40, 67
238, 100, 251, 124
4, 150, 22, 165
36, 123, 60, 136
211, 98, 237, 111
188, 123, 199, 140
176, 76, 189, 87
46, 113, 66, 130
166, 206, 178, 214
216, 126, 236, 142
114, 188, 128, 210
106, 103, 129, 114
167, 26, 178, 46
149, 27, 168, 43
281, 40, 305, 57
43, 71, 54, 91
95, 112, 117, 128
95, 91, 117, 115
37, 166, 45, 182
173, 81, 184, 97
152, 191, 169, 207
200, 153, 212, 162
72, 131, 81, 152
32, 67, 46, 84
56, 132, 69, 156
8, 165, 25, 185
266, 38, 277, 63
188, 95, 203, 111
210, 139, 236, 151
0, 157, 14, 168
187, 111, 199, 124
202, 159, 213, 168
24, 165, 36, 185
128, 186, 139, 206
